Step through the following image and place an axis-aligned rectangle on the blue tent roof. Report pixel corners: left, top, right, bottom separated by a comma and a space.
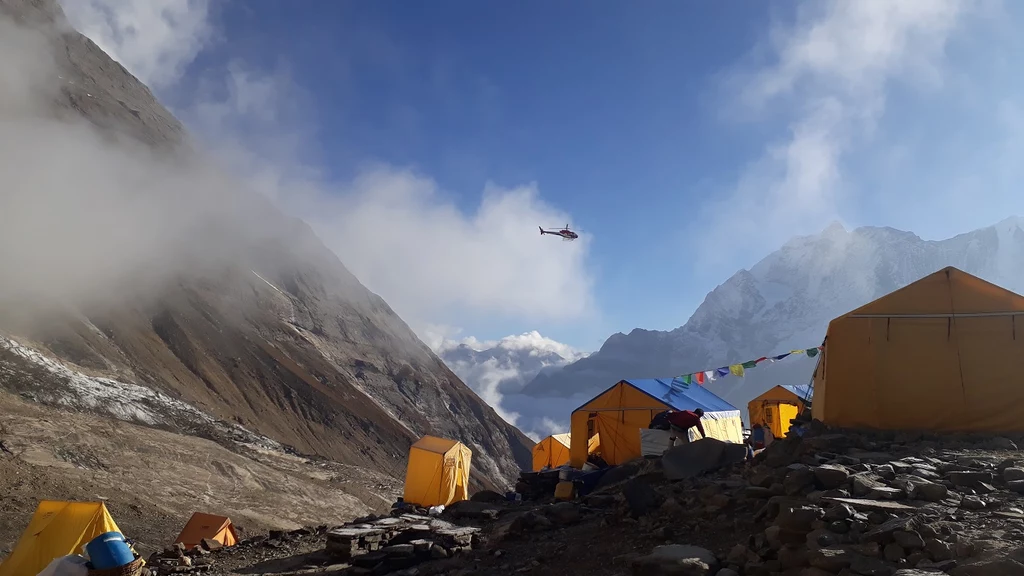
621, 378, 739, 413
782, 384, 813, 402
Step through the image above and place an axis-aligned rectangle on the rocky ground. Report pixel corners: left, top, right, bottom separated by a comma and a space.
117, 423, 1024, 575
0, 390, 400, 560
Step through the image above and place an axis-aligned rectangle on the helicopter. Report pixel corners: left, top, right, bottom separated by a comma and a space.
539, 224, 580, 241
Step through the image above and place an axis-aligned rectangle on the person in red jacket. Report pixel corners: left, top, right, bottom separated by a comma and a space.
666, 408, 705, 444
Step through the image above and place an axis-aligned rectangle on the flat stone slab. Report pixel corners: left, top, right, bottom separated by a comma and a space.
327, 527, 386, 539
822, 497, 917, 511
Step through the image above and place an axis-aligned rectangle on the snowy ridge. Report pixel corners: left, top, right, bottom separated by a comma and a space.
0, 335, 282, 452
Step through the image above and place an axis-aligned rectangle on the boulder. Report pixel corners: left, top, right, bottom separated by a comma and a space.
909, 481, 948, 502
892, 531, 925, 550
808, 547, 853, 573
662, 439, 747, 481
883, 544, 905, 562
960, 495, 986, 510
814, 465, 851, 489
850, 554, 895, 576
1003, 468, 1024, 482
544, 502, 581, 525
946, 471, 993, 487
925, 539, 953, 562
470, 490, 506, 503
631, 545, 720, 576
445, 501, 501, 521
776, 505, 824, 534
785, 467, 818, 495
623, 477, 665, 517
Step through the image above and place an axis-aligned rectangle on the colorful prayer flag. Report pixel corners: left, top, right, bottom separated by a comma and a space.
806, 348, 819, 358
695, 372, 705, 385
741, 360, 758, 369
729, 364, 744, 377
705, 370, 716, 382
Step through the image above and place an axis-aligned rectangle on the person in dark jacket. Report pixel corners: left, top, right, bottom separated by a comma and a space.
666, 408, 705, 444
648, 408, 707, 445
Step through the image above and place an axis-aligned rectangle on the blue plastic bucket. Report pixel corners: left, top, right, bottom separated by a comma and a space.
85, 531, 135, 570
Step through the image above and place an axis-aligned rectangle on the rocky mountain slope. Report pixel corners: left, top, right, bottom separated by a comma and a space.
0, 0, 531, 502
524, 218, 1024, 421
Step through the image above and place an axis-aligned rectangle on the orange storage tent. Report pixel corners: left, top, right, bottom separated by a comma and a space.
747, 385, 811, 438
175, 513, 238, 550
812, 266, 1024, 432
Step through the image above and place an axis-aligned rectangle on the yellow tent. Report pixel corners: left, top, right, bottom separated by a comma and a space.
532, 433, 571, 471
174, 512, 238, 550
747, 385, 811, 438
403, 435, 472, 507
569, 379, 744, 468
813, 266, 1024, 432
532, 433, 602, 471
0, 501, 122, 576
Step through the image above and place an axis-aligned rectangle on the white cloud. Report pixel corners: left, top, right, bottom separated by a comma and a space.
699, 0, 967, 269
437, 330, 587, 360
59, 0, 213, 90
58, 1, 597, 344
301, 172, 595, 329
436, 330, 590, 435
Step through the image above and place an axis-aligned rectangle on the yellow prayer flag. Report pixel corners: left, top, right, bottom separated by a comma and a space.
729, 364, 744, 377
790, 349, 805, 355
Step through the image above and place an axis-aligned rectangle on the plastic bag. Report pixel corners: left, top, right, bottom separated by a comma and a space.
36, 555, 88, 576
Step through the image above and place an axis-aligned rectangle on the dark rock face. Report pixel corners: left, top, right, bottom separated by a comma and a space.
0, 0, 532, 494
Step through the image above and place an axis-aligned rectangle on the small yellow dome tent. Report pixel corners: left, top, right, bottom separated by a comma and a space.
403, 435, 472, 507
532, 433, 602, 471
0, 501, 126, 576
747, 385, 811, 439
532, 433, 571, 470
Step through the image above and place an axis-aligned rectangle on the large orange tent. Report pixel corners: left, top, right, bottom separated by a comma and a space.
568, 378, 743, 468
812, 266, 1024, 432
175, 512, 238, 550
747, 385, 811, 438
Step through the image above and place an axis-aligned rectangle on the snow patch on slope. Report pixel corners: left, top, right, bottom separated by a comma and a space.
0, 335, 282, 452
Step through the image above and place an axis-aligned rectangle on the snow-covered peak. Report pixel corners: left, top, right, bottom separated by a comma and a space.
522, 216, 1024, 422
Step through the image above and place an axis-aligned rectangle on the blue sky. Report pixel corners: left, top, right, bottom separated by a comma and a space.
61, 0, 1024, 354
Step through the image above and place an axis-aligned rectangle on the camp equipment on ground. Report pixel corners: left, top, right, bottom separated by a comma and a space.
83, 532, 133, 570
